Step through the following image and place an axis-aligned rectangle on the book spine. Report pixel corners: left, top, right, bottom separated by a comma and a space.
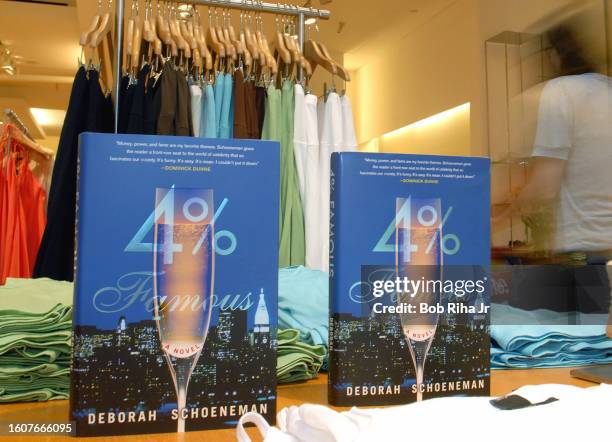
327, 153, 341, 405
69, 133, 87, 435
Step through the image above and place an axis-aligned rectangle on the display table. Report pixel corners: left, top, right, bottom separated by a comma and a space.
0, 369, 597, 441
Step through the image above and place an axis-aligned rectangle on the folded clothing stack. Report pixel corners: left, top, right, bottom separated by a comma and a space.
491, 304, 612, 369
278, 266, 328, 348
0, 278, 73, 402
277, 329, 326, 384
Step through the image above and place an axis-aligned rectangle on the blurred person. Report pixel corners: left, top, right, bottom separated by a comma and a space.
493, 25, 612, 338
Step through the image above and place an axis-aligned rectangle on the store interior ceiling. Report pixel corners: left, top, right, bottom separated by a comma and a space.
0, 0, 454, 150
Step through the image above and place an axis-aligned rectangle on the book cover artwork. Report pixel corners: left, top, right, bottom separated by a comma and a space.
70, 133, 279, 436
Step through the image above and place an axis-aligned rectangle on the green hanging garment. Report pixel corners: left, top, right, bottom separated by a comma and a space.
262, 81, 306, 267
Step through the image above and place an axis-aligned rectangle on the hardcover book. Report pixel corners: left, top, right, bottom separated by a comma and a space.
329, 152, 491, 406
70, 133, 280, 436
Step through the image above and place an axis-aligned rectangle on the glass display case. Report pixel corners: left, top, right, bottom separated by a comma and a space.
485, 31, 555, 262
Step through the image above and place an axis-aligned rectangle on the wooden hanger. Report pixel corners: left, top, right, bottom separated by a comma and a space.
252, 13, 268, 71
169, 5, 191, 70
228, 11, 253, 75
274, 14, 291, 68
304, 39, 337, 77
301, 56, 312, 82
156, 2, 171, 46
149, 13, 163, 72
207, 7, 225, 72
219, 9, 237, 68
125, 1, 136, 74
79, 0, 102, 65
316, 40, 350, 82
285, 11, 305, 81
130, 2, 143, 76
193, 10, 213, 74
158, 2, 178, 59
243, 10, 259, 65
89, 1, 114, 92
2, 123, 53, 161
258, 16, 278, 78
143, 1, 159, 68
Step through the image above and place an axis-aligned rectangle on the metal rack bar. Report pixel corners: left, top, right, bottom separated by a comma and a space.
113, 0, 125, 133
191, 0, 330, 19
3, 108, 33, 141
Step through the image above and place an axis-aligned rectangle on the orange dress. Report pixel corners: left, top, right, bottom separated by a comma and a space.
0, 153, 7, 284
0, 143, 47, 284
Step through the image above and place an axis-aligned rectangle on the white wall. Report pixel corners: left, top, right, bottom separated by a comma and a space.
347, 0, 482, 156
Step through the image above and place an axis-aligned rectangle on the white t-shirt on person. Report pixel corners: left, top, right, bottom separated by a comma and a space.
532, 73, 612, 252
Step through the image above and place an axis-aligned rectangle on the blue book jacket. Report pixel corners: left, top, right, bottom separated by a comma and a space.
70, 133, 280, 436
329, 152, 491, 406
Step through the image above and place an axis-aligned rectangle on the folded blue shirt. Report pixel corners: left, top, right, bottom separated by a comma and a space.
278, 266, 328, 348
491, 304, 612, 369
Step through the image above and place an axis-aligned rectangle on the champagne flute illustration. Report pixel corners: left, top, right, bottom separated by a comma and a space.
396, 197, 442, 402
153, 188, 214, 432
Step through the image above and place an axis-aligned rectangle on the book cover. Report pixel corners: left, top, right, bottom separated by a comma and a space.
70, 133, 279, 436
329, 152, 491, 406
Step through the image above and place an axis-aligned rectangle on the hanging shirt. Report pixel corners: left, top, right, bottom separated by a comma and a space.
175, 70, 193, 137
219, 72, 233, 139
262, 84, 282, 141
19, 151, 47, 276
340, 94, 358, 151
214, 72, 225, 138
1, 151, 25, 283
233, 70, 249, 139
189, 84, 202, 137
143, 74, 160, 135
229, 75, 235, 139
201, 83, 217, 138
262, 84, 284, 262
0, 145, 46, 283
278, 80, 305, 267
34, 67, 91, 282
157, 63, 178, 136
0, 152, 7, 281
317, 92, 343, 272
256, 85, 267, 136
245, 81, 260, 139
86, 69, 112, 132
293, 85, 320, 269
117, 74, 134, 134
126, 64, 151, 134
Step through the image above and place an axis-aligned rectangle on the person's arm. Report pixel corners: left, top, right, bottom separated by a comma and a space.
492, 157, 566, 223
493, 78, 571, 224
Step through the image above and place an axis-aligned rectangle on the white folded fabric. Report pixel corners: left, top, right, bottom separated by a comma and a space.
237, 383, 612, 442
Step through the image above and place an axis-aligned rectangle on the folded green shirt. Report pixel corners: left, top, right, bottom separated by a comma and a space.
0, 330, 71, 354
0, 351, 70, 366
11, 347, 70, 362
0, 387, 68, 403
0, 307, 72, 334
277, 329, 326, 384
0, 278, 73, 314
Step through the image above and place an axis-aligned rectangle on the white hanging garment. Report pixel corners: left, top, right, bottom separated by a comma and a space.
317, 92, 343, 272
340, 94, 357, 152
294, 85, 321, 270
189, 84, 203, 137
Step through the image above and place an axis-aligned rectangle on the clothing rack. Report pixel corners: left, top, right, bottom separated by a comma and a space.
112, 0, 331, 133
3, 108, 34, 141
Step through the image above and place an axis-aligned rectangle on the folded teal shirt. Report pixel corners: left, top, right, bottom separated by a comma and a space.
278, 266, 328, 348
491, 304, 612, 369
